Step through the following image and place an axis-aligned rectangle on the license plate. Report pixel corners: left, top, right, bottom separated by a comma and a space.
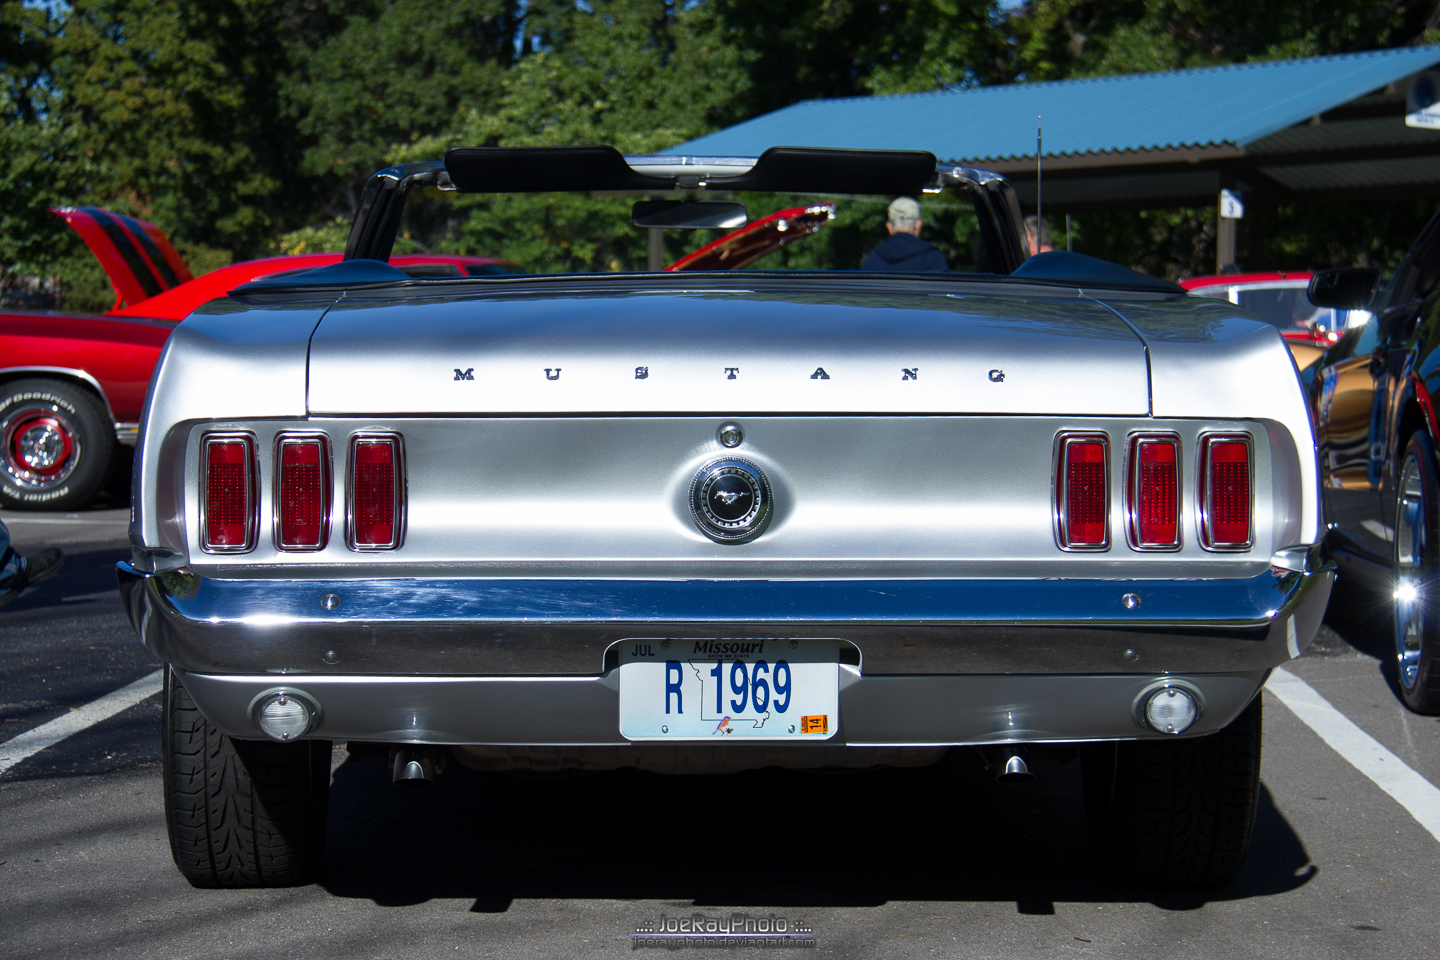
618, 638, 839, 741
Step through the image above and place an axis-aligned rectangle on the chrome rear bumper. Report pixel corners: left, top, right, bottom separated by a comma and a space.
117, 550, 1332, 678
118, 554, 1329, 746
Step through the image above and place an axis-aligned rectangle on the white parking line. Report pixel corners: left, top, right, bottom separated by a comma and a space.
0, 517, 128, 525
1268, 667, 1440, 844
0, 670, 164, 776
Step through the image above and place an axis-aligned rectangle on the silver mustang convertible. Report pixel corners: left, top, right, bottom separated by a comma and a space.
118, 146, 1331, 890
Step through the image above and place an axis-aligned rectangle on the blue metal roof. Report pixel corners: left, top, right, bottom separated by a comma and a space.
667, 46, 1440, 162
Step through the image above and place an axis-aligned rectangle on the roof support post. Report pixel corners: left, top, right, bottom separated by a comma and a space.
1216, 210, 1237, 273
1216, 170, 1239, 273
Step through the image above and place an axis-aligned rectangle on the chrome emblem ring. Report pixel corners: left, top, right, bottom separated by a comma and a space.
690, 458, 772, 543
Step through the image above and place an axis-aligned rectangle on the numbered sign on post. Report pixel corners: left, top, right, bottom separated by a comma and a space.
1220, 189, 1244, 220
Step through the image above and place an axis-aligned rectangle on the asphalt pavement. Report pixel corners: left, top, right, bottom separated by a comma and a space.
2, 509, 1438, 959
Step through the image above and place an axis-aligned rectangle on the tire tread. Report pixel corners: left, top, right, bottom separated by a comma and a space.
162, 669, 329, 887
1083, 695, 1261, 889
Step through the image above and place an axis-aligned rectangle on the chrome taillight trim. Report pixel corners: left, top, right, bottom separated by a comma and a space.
1053, 431, 1111, 552
1125, 433, 1182, 551
345, 433, 406, 551
1197, 432, 1254, 552
199, 433, 258, 555
273, 433, 332, 552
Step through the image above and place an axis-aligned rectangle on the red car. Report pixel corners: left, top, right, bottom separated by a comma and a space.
0, 207, 513, 510
667, 204, 835, 271
1180, 271, 1367, 371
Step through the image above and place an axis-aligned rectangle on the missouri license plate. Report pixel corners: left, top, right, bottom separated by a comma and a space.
618, 638, 839, 741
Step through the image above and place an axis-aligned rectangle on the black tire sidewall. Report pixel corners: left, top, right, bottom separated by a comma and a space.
0, 378, 115, 511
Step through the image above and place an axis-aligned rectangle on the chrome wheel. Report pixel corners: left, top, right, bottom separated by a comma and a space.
1388, 454, 1422, 687
1397, 453, 1430, 691
2, 402, 82, 492
1391, 433, 1440, 713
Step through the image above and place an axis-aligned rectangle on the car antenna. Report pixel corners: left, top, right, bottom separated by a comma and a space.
1036, 115, 1043, 239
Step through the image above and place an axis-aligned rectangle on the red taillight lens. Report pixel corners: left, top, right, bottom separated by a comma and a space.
203, 436, 254, 552
1057, 435, 1109, 549
350, 436, 402, 549
277, 437, 329, 550
1130, 436, 1180, 548
1203, 435, 1252, 548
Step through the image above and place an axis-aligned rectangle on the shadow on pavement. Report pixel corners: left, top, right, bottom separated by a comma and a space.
1314, 577, 1407, 702
319, 747, 1314, 913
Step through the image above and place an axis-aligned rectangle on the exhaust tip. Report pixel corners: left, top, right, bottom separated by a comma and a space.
390, 746, 444, 785
994, 748, 1035, 784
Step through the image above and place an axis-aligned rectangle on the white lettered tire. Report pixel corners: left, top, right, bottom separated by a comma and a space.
0, 378, 114, 511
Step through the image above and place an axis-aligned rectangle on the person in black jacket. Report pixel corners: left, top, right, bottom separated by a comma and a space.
861, 197, 948, 272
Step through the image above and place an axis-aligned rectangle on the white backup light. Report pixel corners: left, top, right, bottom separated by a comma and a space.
256, 694, 313, 741
1144, 687, 1198, 735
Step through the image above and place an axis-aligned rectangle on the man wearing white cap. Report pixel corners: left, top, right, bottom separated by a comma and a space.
860, 197, 948, 272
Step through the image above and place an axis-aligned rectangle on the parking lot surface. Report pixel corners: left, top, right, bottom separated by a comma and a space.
2, 510, 1438, 959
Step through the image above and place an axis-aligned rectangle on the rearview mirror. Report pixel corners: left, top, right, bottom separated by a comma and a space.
1308, 267, 1379, 310
632, 200, 747, 230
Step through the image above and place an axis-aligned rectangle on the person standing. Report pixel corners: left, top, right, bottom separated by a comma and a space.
861, 197, 948, 272
0, 520, 64, 608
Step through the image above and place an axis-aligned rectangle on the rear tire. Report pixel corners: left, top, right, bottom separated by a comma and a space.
162, 668, 331, 887
1392, 431, 1440, 714
1081, 695, 1262, 889
0, 378, 114, 511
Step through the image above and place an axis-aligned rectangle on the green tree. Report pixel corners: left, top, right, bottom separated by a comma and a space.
283, 0, 523, 216
386, 0, 750, 272
48, 0, 309, 256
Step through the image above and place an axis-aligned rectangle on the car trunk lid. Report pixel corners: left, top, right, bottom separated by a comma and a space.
306, 287, 1149, 415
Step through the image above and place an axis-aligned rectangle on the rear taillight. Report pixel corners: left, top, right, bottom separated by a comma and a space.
348, 435, 403, 550
202, 435, 255, 553
276, 436, 330, 550
1200, 435, 1253, 550
1128, 435, 1180, 549
1056, 433, 1109, 550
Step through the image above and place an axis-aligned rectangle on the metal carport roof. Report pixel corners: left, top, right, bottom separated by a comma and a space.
667, 46, 1440, 211
666, 46, 1440, 269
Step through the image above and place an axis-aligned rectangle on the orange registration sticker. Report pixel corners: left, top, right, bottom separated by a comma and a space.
800, 715, 829, 734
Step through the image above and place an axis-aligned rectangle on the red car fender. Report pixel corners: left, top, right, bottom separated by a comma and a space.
108, 254, 345, 321
1412, 372, 1440, 448
0, 313, 173, 424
